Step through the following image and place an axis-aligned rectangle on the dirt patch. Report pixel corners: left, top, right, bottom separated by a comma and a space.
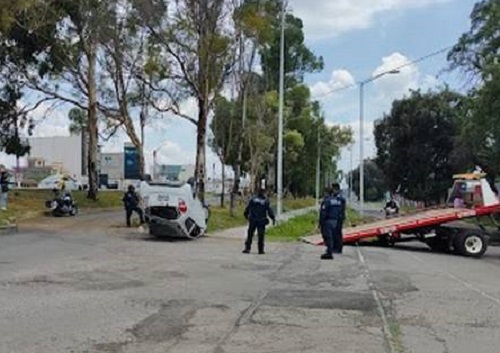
371, 271, 418, 298
130, 300, 198, 343
91, 300, 230, 352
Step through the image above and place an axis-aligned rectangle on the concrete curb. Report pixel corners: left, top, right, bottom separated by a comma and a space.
0, 223, 18, 235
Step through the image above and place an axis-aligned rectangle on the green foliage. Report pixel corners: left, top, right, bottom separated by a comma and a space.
68, 108, 87, 135
448, 0, 500, 78
207, 205, 247, 233
259, 11, 324, 91
448, 0, 500, 185
374, 89, 465, 205
0, 189, 124, 224
460, 67, 500, 183
349, 159, 387, 202
0, 84, 31, 157
267, 212, 318, 242
266, 208, 366, 242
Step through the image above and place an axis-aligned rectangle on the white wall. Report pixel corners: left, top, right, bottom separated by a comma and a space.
29, 135, 83, 179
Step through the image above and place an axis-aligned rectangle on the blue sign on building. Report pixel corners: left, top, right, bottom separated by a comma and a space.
124, 145, 141, 179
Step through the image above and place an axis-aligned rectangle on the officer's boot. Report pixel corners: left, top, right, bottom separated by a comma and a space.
242, 241, 251, 254
258, 239, 265, 254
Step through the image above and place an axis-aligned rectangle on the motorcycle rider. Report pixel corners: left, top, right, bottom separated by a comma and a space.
384, 196, 400, 217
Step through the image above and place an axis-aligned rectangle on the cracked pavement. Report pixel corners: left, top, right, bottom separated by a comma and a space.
2, 212, 500, 353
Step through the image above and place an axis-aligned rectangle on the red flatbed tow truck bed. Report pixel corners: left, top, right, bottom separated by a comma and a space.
302, 204, 500, 246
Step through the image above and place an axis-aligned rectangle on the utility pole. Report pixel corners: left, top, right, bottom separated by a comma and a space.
315, 124, 321, 209
276, 0, 285, 221
359, 70, 400, 215
359, 82, 365, 215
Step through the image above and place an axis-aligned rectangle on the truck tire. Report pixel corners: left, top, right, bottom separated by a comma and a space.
454, 230, 488, 258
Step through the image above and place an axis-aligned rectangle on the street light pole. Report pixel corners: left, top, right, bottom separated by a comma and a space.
348, 143, 353, 201
359, 70, 400, 216
315, 124, 321, 209
276, 0, 285, 221
359, 82, 365, 215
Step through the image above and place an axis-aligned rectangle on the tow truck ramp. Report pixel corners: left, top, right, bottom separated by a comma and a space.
302, 173, 500, 258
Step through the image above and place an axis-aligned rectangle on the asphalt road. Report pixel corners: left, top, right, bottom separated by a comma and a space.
2, 212, 500, 353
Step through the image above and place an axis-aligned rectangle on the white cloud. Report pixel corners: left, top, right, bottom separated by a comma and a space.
29, 101, 72, 138
311, 69, 356, 97
317, 52, 443, 173
371, 52, 420, 101
288, 0, 452, 40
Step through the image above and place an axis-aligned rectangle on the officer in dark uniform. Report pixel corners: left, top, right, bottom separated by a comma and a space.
243, 189, 276, 254
122, 185, 145, 227
319, 183, 346, 259
331, 182, 346, 254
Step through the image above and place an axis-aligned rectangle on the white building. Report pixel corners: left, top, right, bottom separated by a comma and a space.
28, 134, 86, 179
100, 152, 125, 188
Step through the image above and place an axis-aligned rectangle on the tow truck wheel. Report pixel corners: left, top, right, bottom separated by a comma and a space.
455, 231, 487, 258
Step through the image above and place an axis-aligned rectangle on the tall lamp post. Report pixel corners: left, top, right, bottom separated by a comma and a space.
315, 123, 321, 209
152, 141, 170, 181
276, 0, 286, 221
359, 70, 400, 215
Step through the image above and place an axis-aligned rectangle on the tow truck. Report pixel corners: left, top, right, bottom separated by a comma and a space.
302, 172, 500, 258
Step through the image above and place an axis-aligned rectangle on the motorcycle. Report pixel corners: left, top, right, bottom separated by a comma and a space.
384, 206, 399, 218
45, 191, 78, 217
383, 200, 400, 218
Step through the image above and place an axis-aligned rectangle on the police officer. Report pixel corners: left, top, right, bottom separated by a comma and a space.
331, 182, 346, 254
122, 185, 145, 227
243, 189, 276, 254
319, 183, 345, 259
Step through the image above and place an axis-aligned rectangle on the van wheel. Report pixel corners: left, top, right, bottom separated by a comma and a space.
454, 231, 487, 258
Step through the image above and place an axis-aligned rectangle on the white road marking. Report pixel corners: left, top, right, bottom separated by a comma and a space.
356, 245, 397, 353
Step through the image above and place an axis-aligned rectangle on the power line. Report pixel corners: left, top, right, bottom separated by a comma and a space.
313, 45, 454, 100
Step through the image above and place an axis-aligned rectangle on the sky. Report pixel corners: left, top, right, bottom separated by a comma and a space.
0, 0, 479, 182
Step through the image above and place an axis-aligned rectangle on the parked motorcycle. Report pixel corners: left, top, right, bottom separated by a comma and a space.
45, 191, 78, 217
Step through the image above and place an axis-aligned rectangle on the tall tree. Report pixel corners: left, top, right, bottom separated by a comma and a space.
141, 0, 235, 203
447, 0, 500, 80
349, 159, 387, 202
374, 89, 464, 205
99, 1, 153, 179
259, 7, 323, 91
0, 84, 32, 158
1, 0, 113, 200
448, 0, 500, 185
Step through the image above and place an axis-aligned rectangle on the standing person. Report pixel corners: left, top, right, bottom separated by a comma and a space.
319, 183, 345, 259
242, 188, 275, 255
0, 167, 10, 211
331, 182, 346, 254
122, 185, 144, 227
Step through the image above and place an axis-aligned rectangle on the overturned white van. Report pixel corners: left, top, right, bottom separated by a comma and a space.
139, 180, 209, 239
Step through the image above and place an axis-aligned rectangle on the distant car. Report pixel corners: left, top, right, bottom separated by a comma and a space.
38, 174, 83, 191
139, 180, 210, 239
106, 181, 119, 189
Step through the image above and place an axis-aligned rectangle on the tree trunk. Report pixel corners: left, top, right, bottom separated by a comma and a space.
138, 147, 145, 180
230, 165, 240, 216
230, 91, 247, 216
195, 97, 208, 204
220, 162, 225, 208
86, 41, 99, 201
